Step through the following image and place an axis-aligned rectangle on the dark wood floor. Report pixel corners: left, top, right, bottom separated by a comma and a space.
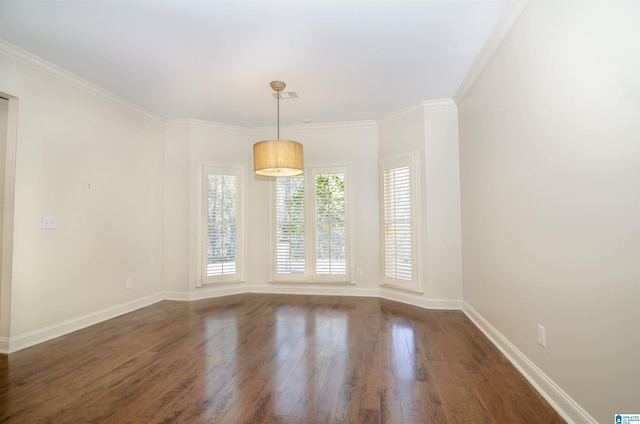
0, 294, 565, 423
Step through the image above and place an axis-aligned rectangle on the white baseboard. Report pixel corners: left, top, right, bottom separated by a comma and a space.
380, 286, 462, 310
5, 293, 163, 354
247, 283, 379, 298
163, 283, 248, 301
462, 302, 597, 424
0, 337, 9, 354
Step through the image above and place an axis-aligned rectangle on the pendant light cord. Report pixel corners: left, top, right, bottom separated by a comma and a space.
277, 89, 280, 140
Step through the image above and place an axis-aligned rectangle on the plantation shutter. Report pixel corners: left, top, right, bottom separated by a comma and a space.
206, 173, 238, 277
314, 171, 347, 275
275, 176, 306, 274
383, 164, 413, 282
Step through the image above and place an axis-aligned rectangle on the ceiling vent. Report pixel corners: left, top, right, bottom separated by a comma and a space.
272, 91, 298, 99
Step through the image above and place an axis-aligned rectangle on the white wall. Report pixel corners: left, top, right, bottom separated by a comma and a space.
423, 103, 463, 301
378, 102, 463, 307
0, 94, 17, 348
0, 97, 8, 340
162, 122, 192, 295
0, 46, 165, 345
458, 2, 640, 422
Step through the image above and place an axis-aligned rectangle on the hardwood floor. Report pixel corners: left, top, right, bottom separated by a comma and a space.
0, 294, 565, 423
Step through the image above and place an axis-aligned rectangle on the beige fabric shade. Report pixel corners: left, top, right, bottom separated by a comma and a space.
253, 139, 304, 176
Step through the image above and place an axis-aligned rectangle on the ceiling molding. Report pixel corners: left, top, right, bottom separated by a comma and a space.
0, 39, 164, 125
167, 110, 467, 133
166, 118, 376, 133
377, 99, 455, 126
248, 120, 377, 134
165, 119, 249, 132
454, 0, 530, 104
421, 99, 457, 110
377, 102, 426, 126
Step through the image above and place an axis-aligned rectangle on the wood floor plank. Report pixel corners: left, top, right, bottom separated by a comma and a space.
285, 355, 333, 423
314, 350, 348, 423
470, 371, 520, 424
0, 294, 566, 423
482, 366, 544, 424
418, 378, 449, 423
378, 315, 401, 424
459, 386, 496, 424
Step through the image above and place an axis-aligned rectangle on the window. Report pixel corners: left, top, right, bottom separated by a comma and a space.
273, 166, 350, 283
381, 156, 418, 291
201, 166, 243, 285
275, 176, 305, 275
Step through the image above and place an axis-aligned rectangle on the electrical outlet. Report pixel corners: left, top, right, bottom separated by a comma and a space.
537, 324, 546, 347
42, 216, 56, 229
125, 278, 132, 289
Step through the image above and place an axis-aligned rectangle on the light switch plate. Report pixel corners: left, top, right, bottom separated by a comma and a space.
537, 324, 546, 347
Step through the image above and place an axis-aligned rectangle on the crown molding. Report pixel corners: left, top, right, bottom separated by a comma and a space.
377, 102, 424, 126
377, 99, 456, 126
454, 0, 529, 104
0, 39, 164, 125
421, 99, 457, 111
165, 118, 249, 132
248, 119, 377, 135
165, 118, 376, 133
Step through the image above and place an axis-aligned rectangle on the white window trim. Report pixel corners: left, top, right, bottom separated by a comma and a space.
380, 154, 421, 292
199, 165, 244, 287
270, 166, 351, 284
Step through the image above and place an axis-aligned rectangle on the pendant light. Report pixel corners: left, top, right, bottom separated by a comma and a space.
253, 81, 304, 176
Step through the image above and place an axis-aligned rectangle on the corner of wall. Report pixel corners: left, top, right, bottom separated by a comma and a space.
454, 0, 529, 104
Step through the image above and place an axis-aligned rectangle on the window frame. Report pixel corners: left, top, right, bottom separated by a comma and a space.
200, 165, 244, 286
380, 154, 420, 292
270, 166, 351, 283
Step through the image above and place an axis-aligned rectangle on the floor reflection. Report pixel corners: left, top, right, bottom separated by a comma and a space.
202, 304, 239, 418
391, 322, 417, 379
270, 300, 349, 418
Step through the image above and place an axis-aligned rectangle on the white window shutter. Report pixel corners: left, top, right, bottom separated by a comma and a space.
382, 156, 418, 290
314, 171, 347, 277
201, 166, 243, 285
275, 176, 306, 275
206, 173, 237, 276
271, 167, 350, 283
384, 166, 412, 280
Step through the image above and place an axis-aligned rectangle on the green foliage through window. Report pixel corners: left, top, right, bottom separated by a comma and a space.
274, 168, 349, 280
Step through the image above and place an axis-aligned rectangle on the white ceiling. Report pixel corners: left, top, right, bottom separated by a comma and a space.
0, 0, 509, 127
